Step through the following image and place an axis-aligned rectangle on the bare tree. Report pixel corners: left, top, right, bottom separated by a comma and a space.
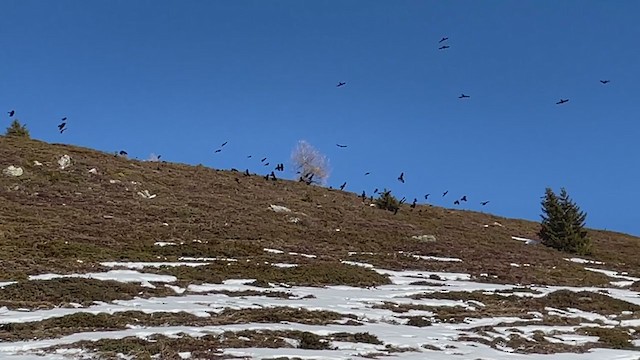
291, 140, 330, 185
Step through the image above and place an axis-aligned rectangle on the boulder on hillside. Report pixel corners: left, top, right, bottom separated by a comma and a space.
3, 165, 23, 177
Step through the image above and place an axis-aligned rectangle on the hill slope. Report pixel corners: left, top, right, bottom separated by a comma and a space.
0, 136, 640, 359
1, 136, 638, 286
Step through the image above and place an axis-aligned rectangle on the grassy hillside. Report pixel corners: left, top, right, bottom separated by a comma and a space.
1, 136, 638, 286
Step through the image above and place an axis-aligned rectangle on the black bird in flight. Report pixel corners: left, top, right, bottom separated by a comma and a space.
460, 195, 467, 202
438, 45, 450, 50
439, 37, 448, 43
454, 200, 460, 205
336, 82, 346, 87
556, 99, 569, 105
443, 190, 449, 197
364, 172, 370, 176
336, 144, 348, 148
340, 182, 347, 191
8, 110, 15, 117
458, 93, 470, 99
480, 201, 490, 206
270, 171, 277, 181
275, 163, 284, 171
373, 188, 378, 194
261, 157, 267, 162
221, 141, 228, 147
424, 194, 430, 200
214, 149, 222, 153
61, 117, 67, 121
58, 122, 66, 133
600, 80, 610, 84
247, 155, 252, 158
399, 197, 406, 205
60, 128, 67, 134
119, 150, 128, 156
397, 172, 405, 183
264, 162, 270, 166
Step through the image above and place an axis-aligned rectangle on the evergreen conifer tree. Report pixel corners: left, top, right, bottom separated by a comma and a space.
5, 119, 30, 138
539, 187, 591, 255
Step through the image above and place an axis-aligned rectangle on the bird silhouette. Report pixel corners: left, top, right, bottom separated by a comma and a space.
119, 150, 128, 156
364, 172, 370, 176
454, 200, 460, 205
438, 45, 450, 50
480, 201, 490, 206
439, 37, 448, 43
397, 172, 405, 183
261, 157, 267, 162
459, 93, 470, 99
373, 188, 378, 194
58, 122, 66, 132
410, 198, 417, 208
340, 182, 347, 191
244, 169, 250, 176
556, 99, 569, 105
264, 162, 270, 166
600, 80, 610, 84
270, 171, 277, 181
61, 117, 67, 121
443, 190, 449, 197
461, 195, 467, 202
361, 191, 366, 201
424, 194, 430, 200
214, 149, 222, 153
60, 128, 67, 134
275, 163, 284, 171
8, 110, 15, 117
247, 155, 252, 158
221, 141, 228, 147
336, 144, 348, 148
337, 82, 346, 87
399, 197, 406, 205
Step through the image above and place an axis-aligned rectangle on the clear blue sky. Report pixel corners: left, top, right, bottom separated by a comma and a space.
2, 1, 639, 236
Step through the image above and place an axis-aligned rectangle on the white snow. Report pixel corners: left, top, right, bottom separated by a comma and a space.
100, 262, 210, 269
1, 262, 638, 359
511, 236, 539, 245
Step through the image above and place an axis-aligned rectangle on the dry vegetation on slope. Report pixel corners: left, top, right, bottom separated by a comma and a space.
0, 136, 639, 287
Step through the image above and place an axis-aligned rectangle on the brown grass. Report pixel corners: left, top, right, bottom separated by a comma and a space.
1, 136, 640, 286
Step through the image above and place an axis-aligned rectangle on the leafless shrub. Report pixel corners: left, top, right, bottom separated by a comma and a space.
291, 140, 330, 185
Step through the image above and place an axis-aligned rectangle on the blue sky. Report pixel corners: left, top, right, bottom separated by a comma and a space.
2, 1, 639, 235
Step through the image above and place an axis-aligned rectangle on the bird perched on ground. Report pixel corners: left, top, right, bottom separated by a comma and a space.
340, 182, 347, 191
458, 94, 470, 99
438, 45, 450, 50
270, 171, 277, 181
480, 201, 490, 206
8, 110, 15, 117
439, 37, 448, 43
337, 82, 346, 87
361, 191, 366, 201
410, 198, 417, 208
556, 99, 569, 105
398, 172, 405, 183
600, 80, 610, 84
